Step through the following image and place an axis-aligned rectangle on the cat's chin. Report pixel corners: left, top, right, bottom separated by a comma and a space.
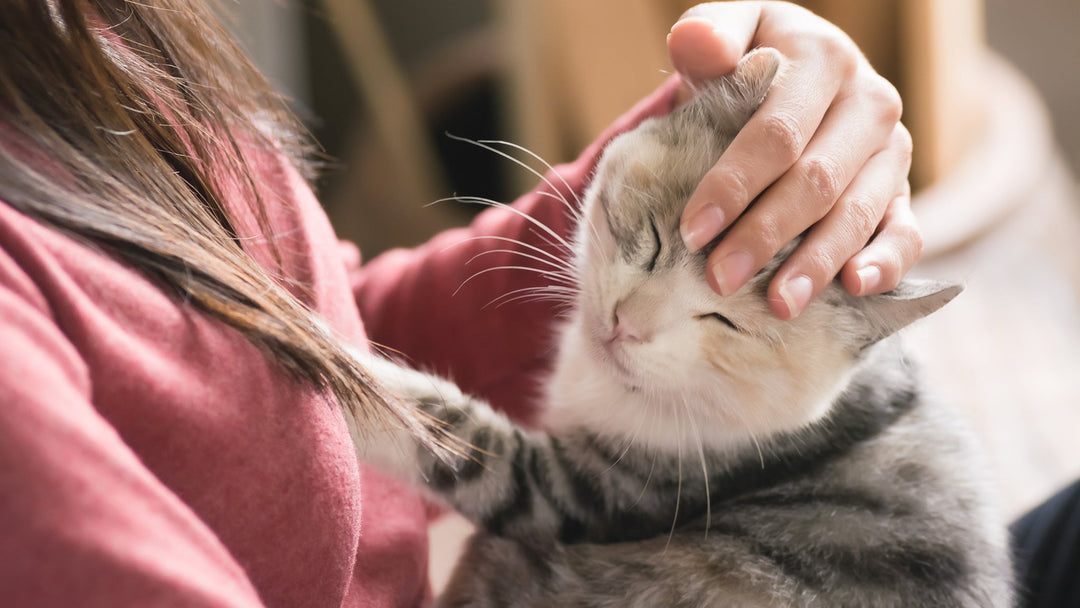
581, 321, 690, 395
590, 336, 646, 391
548, 337, 743, 453
548, 320, 844, 454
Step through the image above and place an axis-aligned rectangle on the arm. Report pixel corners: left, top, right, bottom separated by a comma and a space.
0, 255, 265, 607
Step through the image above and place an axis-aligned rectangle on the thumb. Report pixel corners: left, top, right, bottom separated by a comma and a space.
667, 3, 763, 84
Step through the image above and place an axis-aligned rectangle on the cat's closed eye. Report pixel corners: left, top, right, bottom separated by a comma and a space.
645, 218, 661, 272
697, 312, 741, 332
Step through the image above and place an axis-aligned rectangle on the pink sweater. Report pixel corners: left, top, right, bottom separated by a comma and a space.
0, 82, 676, 606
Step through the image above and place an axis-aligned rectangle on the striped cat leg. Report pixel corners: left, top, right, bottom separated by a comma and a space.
353, 354, 672, 543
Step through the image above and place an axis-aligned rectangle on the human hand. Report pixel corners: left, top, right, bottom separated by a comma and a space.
669, 1, 922, 319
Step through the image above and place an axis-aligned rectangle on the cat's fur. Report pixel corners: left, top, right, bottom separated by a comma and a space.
350, 48, 1013, 607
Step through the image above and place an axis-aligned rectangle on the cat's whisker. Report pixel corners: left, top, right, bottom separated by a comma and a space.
487, 285, 578, 303
430, 134, 600, 260
564, 208, 604, 261
665, 404, 686, 554
578, 219, 605, 265
484, 287, 577, 310
428, 195, 575, 257
722, 394, 766, 469
627, 397, 663, 510
465, 248, 578, 276
534, 188, 604, 248
445, 134, 580, 216
496, 292, 578, 307
460, 263, 574, 284
603, 394, 654, 473
485, 295, 573, 310
474, 138, 584, 210
630, 452, 659, 510
447, 234, 574, 273
534, 189, 580, 220
532, 187, 601, 249
683, 399, 712, 539
525, 180, 600, 255
526, 225, 578, 262
453, 265, 576, 298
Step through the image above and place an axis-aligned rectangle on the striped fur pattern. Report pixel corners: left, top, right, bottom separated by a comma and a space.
352, 48, 1013, 607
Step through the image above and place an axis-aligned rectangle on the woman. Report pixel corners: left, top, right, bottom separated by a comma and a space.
0, 1, 920, 606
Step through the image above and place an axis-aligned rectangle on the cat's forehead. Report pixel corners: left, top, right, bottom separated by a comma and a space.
598, 125, 718, 229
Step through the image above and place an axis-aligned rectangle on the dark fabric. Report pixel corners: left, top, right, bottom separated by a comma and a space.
1011, 478, 1080, 608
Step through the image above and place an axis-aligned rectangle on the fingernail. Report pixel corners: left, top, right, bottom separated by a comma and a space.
712, 249, 754, 296
681, 205, 726, 252
855, 265, 882, 296
778, 275, 814, 319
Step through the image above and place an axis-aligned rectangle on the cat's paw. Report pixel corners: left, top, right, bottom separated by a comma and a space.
345, 348, 471, 483
353, 350, 473, 420
341, 349, 427, 481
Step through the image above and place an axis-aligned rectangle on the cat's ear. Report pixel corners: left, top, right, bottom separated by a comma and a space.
692, 47, 783, 131
730, 47, 783, 103
856, 279, 963, 344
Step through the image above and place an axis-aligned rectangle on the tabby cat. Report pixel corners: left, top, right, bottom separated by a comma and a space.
350, 48, 1013, 607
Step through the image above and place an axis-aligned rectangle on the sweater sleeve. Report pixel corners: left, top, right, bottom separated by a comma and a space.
0, 249, 266, 607
351, 78, 679, 423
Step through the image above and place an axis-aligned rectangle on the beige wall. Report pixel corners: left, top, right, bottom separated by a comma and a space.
986, 0, 1080, 176
227, 0, 1080, 175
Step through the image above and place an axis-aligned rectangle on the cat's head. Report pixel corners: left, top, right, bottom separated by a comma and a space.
546, 49, 960, 450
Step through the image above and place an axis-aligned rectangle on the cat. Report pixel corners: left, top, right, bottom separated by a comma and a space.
349, 48, 1014, 607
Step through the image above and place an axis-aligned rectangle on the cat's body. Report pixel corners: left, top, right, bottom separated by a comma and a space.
352, 49, 1013, 607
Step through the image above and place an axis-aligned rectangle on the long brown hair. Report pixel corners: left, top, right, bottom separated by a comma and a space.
0, 0, 413, 434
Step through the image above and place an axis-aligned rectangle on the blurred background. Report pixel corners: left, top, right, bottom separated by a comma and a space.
226, 0, 1080, 253
226, 0, 1080, 571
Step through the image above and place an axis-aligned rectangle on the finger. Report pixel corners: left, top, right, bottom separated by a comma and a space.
669, 3, 763, 82
681, 53, 843, 255
765, 126, 912, 318
710, 75, 903, 305
667, 4, 763, 106
839, 193, 923, 297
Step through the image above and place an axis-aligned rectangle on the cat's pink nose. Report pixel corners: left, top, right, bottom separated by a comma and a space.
612, 307, 646, 343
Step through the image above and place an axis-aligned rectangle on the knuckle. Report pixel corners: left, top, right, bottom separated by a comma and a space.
759, 111, 805, 164
820, 34, 860, 78
793, 240, 848, 290
842, 196, 881, 241
866, 75, 903, 124
798, 241, 841, 279
892, 124, 914, 167
880, 210, 924, 266
801, 155, 845, 203
903, 222, 925, 261
747, 212, 787, 253
705, 166, 752, 210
